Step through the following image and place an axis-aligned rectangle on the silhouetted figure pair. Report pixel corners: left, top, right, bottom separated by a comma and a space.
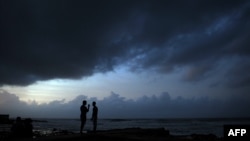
80, 100, 98, 133
11, 117, 33, 138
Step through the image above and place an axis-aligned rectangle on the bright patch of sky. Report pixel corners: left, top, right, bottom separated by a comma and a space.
2, 64, 236, 104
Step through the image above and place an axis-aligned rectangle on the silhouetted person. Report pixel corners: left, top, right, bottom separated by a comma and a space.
11, 117, 25, 137
80, 100, 90, 134
91, 101, 98, 132
24, 118, 33, 138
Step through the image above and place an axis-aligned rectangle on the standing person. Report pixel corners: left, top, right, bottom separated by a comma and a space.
91, 101, 98, 132
80, 100, 90, 134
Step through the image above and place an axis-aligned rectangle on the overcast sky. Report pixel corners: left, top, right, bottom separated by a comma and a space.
1, 0, 250, 118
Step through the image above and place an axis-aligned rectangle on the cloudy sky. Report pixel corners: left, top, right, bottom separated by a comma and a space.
1, 0, 250, 118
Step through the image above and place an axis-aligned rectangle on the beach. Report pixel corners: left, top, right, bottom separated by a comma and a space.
2, 128, 223, 141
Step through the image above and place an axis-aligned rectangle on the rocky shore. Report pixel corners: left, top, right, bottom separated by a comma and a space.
1, 127, 223, 141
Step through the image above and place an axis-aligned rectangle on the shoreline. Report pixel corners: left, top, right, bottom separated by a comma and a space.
1, 127, 223, 141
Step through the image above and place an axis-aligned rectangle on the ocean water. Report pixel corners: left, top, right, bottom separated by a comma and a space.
31, 118, 250, 137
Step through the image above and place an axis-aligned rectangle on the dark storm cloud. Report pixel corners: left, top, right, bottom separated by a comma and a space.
224, 58, 250, 88
1, 0, 137, 85
1, 0, 250, 86
1, 90, 250, 118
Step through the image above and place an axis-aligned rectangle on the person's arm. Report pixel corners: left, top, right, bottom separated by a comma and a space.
91, 107, 94, 120
91, 111, 94, 120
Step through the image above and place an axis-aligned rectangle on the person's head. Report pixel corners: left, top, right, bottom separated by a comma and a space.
92, 101, 96, 106
82, 100, 87, 105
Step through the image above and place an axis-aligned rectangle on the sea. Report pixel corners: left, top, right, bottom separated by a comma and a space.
2, 118, 250, 137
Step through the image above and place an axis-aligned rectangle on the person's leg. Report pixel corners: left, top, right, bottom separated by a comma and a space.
80, 120, 83, 133
80, 120, 86, 134
93, 119, 97, 132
